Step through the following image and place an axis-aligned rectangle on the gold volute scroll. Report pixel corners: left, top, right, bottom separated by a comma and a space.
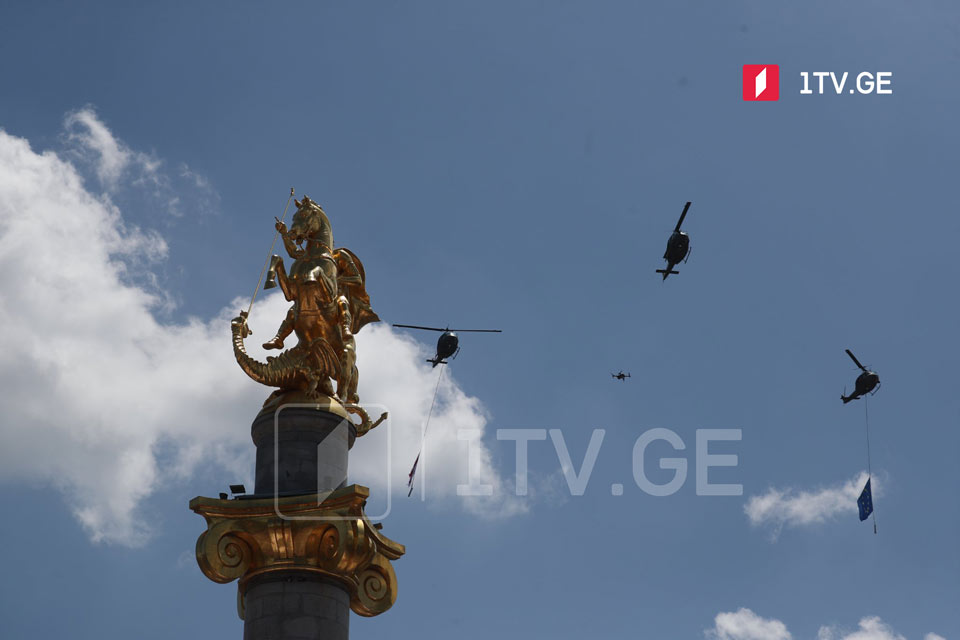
190, 485, 405, 618
232, 196, 387, 436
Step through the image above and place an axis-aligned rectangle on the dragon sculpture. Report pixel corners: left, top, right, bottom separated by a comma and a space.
231, 196, 386, 435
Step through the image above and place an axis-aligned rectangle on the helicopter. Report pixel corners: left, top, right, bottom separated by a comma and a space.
656, 201, 692, 280
611, 371, 631, 381
392, 324, 502, 367
841, 349, 880, 404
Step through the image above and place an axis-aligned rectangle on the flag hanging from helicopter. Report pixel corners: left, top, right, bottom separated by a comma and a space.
841, 350, 880, 533
405, 359, 451, 498
407, 453, 420, 497
857, 477, 874, 521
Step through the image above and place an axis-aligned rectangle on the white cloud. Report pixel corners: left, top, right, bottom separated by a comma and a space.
0, 117, 519, 547
177, 162, 221, 215
63, 107, 218, 217
744, 471, 877, 539
63, 107, 156, 188
818, 616, 907, 640
706, 608, 791, 640
709, 611, 943, 640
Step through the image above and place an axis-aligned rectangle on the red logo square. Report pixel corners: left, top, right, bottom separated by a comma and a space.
743, 65, 779, 101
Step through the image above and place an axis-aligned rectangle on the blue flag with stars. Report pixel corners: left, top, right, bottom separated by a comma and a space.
858, 477, 874, 521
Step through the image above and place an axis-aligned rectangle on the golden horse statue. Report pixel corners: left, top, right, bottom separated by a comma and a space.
231, 196, 385, 435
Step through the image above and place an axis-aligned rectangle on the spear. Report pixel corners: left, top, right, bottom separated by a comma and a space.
244, 188, 295, 320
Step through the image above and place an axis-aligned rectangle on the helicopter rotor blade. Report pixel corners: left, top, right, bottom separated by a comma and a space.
674, 201, 691, 232
392, 324, 449, 332
845, 349, 868, 372
447, 329, 502, 333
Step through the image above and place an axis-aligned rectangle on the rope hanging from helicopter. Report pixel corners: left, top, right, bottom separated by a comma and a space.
407, 362, 445, 497
864, 395, 878, 534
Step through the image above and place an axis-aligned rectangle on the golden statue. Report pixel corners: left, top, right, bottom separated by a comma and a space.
196, 193, 403, 630
231, 195, 386, 435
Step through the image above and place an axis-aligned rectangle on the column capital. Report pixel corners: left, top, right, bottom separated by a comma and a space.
190, 485, 404, 618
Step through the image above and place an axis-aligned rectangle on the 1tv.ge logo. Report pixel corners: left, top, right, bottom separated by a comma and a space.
743, 64, 780, 101
743, 64, 894, 101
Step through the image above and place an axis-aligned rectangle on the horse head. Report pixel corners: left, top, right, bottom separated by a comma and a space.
289, 195, 334, 251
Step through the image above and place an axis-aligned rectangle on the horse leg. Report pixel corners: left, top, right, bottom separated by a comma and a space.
265, 256, 295, 302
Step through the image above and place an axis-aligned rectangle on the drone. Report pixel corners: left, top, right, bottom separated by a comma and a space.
656, 201, 692, 280
392, 324, 502, 367
841, 349, 880, 404
611, 371, 631, 381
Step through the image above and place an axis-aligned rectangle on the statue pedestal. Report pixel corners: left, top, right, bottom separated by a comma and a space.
191, 405, 403, 639
251, 403, 355, 496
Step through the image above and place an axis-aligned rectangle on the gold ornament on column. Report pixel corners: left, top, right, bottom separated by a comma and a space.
191, 486, 405, 618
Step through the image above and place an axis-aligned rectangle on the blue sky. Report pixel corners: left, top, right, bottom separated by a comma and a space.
0, 2, 957, 639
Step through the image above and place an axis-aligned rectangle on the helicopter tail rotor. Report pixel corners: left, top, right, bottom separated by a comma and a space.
841, 387, 851, 403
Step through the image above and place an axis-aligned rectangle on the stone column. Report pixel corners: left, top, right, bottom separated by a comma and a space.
251, 405, 355, 496
191, 404, 404, 640
246, 405, 355, 639
242, 572, 350, 640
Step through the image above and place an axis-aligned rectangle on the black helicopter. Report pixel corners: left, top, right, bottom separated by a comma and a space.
612, 371, 631, 381
392, 324, 502, 367
656, 201, 692, 280
841, 349, 880, 404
